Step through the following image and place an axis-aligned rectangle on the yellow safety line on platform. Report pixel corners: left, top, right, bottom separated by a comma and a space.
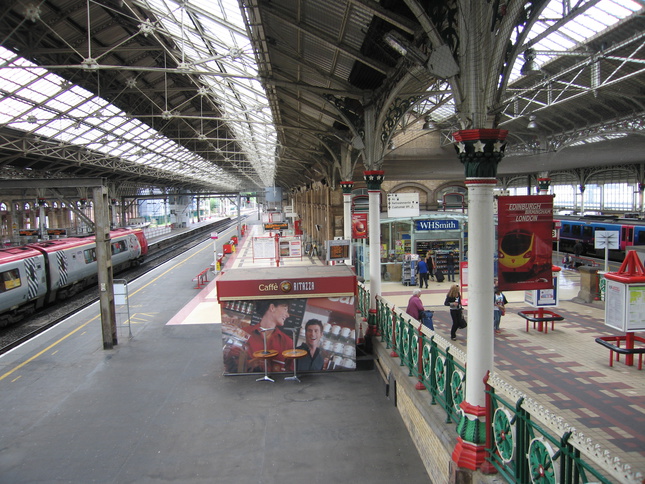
0, 242, 212, 383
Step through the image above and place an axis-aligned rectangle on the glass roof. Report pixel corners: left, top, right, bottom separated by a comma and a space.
143, 0, 277, 184
0, 0, 639, 188
0, 0, 277, 191
422, 0, 641, 126
508, 0, 642, 82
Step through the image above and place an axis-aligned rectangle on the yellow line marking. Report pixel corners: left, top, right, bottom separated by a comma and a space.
0, 315, 97, 382
0, 242, 210, 383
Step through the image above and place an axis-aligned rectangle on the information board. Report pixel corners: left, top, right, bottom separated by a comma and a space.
252, 237, 276, 260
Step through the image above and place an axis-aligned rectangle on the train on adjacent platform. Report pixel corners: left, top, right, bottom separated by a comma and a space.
555, 215, 645, 261
0, 228, 148, 327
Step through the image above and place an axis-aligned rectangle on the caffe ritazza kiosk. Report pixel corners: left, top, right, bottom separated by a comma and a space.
217, 265, 357, 377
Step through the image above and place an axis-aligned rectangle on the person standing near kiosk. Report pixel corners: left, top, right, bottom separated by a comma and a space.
417, 257, 429, 289
446, 251, 456, 282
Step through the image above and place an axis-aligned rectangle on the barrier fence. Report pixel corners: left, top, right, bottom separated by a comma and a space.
357, 283, 640, 484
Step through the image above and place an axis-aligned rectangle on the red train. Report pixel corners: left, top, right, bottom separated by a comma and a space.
0, 228, 148, 327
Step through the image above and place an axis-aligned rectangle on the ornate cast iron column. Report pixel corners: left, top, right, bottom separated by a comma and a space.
451, 128, 507, 471
364, 170, 384, 333
340, 181, 354, 266
538, 177, 551, 195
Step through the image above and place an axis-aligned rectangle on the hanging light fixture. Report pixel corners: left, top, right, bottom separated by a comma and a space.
388, 140, 395, 150
422, 116, 433, 130
527, 114, 538, 129
520, 48, 541, 76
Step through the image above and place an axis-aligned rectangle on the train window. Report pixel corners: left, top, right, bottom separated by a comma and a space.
636, 229, 645, 245
562, 224, 571, 234
571, 225, 581, 236
84, 248, 97, 264
0, 269, 22, 292
111, 241, 127, 254
582, 226, 593, 238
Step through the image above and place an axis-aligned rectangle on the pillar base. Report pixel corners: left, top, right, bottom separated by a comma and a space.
452, 401, 488, 471
451, 436, 487, 471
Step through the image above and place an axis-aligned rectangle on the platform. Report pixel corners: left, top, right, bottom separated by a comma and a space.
381, 263, 645, 476
0, 218, 428, 483
1, 218, 643, 482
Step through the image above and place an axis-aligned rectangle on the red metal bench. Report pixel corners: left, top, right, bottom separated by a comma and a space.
193, 268, 209, 289
518, 309, 564, 334
595, 335, 645, 370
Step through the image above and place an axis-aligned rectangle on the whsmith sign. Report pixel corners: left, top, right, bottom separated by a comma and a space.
415, 219, 459, 231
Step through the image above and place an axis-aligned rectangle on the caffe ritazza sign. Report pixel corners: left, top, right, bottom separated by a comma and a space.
217, 265, 356, 301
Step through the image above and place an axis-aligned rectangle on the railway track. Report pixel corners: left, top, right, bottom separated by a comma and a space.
0, 222, 237, 354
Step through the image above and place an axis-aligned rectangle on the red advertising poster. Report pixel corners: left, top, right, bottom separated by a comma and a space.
352, 213, 368, 239
497, 195, 553, 291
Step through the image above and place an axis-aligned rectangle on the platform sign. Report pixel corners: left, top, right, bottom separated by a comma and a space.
279, 237, 303, 258
252, 236, 277, 260
210, 231, 218, 240
524, 276, 559, 307
605, 280, 645, 332
595, 231, 619, 271
387, 193, 419, 218
326, 239, 350, 261
595, 231, 619, 250
114, 281, 128, 305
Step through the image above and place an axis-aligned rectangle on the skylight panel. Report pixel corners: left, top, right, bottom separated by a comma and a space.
1, 65, 38, 88
577, 15, 610, 34
0, 3, 272, 190
16, 83, 51, 105
140, 0, 277, 186
0, 98, 32, 123
509, 0, 640, 83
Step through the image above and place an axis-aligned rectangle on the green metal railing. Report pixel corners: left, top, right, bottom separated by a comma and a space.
359, 282, 641, 484
485, 373, 617, 484
373, 289, 466, 425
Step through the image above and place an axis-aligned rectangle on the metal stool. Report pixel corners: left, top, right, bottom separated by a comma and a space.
282, 348, 307, 382
253, 327, 278, 382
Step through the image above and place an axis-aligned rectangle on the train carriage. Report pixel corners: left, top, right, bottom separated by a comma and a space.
555, 215, 645, 261
0, 228, 147, 327
0, 247, 48, 325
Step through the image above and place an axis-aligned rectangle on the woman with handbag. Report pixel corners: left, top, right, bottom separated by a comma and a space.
444, 284, 464, 341
494, 287, 506, 334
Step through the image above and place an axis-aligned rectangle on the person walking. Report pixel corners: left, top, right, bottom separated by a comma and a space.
446, 251, 456, 282
444, 284, 464, 341
417, 256, 429, 288
573, 240, 584, 265
493, 287, 506, 334
426, 253, 435, 281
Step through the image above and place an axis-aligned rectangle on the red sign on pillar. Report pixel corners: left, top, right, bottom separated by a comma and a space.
497, 195, 553, 291
351, 213, 368, 239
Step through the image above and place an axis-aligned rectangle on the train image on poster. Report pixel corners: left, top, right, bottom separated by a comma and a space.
497, 195, 554, 291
